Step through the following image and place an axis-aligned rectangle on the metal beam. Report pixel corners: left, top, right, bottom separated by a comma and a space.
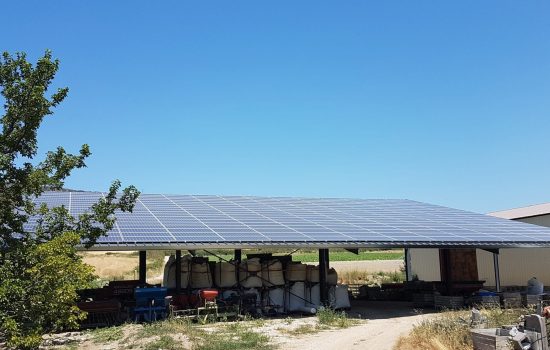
344, 248, 359, 255
482, 248, 499, 255
139, 250, 147, 285
175, 250, 182, 294
80, 241, 550, 251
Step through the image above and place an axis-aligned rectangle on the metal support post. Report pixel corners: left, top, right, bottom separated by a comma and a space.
404, 248, 412, 282
493, 250, 501, 293
139, 250, 147, 285
175, 250, 182, 294
319, 248, 329, 305
234, 249, 242, 262
234, 249, 242, 286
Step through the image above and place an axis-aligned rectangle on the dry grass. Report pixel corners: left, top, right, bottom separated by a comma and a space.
81, 251, 166, 284
394, 307, 530, 350
278, 324, 318, 336
82, 253, 139, 280
339, 269, 405, 285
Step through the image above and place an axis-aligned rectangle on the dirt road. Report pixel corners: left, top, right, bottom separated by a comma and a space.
277, 301, 432, 350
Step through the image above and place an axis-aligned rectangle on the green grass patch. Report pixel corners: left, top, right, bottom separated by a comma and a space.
88, 325, 124, 343
194, 322, 273, 350
316, 308, 359, 328
139, 318, 192, 338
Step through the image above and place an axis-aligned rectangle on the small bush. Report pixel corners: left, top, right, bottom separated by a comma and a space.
317, 308, 357, 328
395, 307, 529, 350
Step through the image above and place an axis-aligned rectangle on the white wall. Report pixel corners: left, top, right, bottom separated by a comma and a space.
477, 248, 550, 287
410, 214, 550, 287
410, 247, 550, 287
409, 248, 441, 281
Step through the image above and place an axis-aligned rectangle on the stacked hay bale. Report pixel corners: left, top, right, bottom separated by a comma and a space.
162, 254, 349, 314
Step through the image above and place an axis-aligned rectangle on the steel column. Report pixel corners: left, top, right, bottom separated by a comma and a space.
234, 249, 242, 262
175, 250, 182, 293
404, 248, 412, 281
319, 248, 329, 305
139, 250, 147, 285
493, 251, 501, 293
234, 249, 242, 286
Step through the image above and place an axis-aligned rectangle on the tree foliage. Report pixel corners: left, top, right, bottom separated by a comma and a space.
0, 51, 140, 349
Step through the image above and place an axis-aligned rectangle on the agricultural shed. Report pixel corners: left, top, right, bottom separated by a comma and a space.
30, 192, 550, 299
410, 203, 550, 288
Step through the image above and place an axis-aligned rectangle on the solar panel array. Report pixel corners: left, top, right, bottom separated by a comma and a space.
26, 192, 550, 249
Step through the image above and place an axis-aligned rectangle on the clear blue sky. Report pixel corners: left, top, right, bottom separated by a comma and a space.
3, 1, 550, 214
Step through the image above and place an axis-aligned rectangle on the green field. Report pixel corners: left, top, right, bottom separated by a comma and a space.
204, 249, 404, 262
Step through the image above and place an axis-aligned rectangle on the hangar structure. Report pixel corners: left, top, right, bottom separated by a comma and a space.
31, 192, 550, 301
410, 202, 550, 288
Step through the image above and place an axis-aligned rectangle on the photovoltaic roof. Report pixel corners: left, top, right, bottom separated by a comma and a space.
26, 191, 550, 250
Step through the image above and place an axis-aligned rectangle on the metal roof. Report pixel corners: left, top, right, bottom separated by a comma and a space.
28, 192, 550, 250
489, 203, 550, 220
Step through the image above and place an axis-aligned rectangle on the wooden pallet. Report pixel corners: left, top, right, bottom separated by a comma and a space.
470, 329, 510, 350
434, 295, 464, 309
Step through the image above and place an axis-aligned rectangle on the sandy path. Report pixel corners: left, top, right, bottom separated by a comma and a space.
276, 301, 432, 350
330, 260, 403, 273
280, 314, 426, 350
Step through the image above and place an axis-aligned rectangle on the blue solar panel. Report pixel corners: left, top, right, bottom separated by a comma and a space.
27, 192, 550, 249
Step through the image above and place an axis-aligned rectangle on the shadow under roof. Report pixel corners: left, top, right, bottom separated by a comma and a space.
28, 192, 550, 250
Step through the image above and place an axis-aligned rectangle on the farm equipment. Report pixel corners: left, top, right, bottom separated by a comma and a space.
133, 287, 168, 322
170, 289, 240, 322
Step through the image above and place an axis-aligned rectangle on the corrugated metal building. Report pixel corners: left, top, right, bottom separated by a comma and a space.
410, 203, 550, 287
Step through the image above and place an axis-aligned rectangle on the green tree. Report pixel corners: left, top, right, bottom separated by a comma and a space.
0, 51, 140, 349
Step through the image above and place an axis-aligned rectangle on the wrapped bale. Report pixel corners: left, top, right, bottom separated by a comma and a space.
306, 265, 320, 283
163, 254, 191, 289
286, 262, 307, 282
306, 283, 321, 308
263, 287, 285, 313
214, 261, 237, 288
190, 261, 212, 289
327, 267, 338, 285
240, 258, 263, 288
261, 260, 285, 287
286, 282, 315, 313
